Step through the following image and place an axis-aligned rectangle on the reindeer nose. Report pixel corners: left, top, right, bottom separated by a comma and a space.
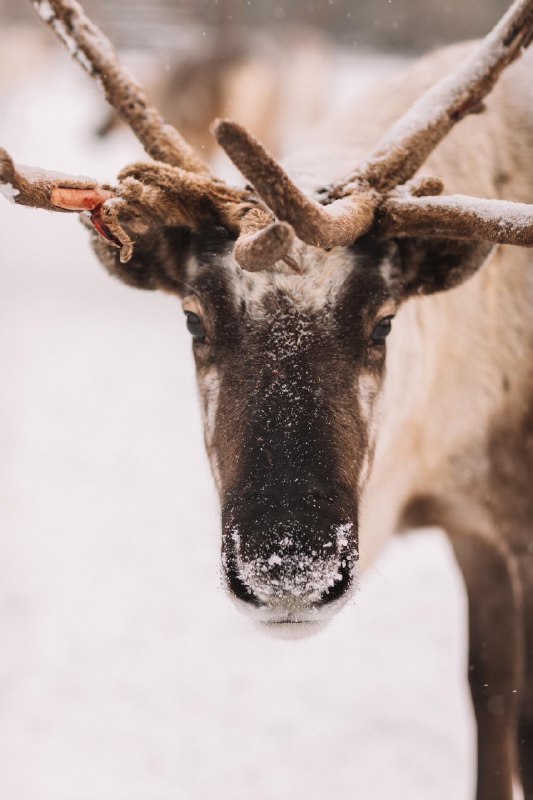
223, 534, 356, 614
224, 547, 354, 609
221, 499, 358, 617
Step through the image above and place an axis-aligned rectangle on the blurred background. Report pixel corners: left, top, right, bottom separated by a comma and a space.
0, 0, 510, 161
0, 2, 511, 799
0, 0, 511, 49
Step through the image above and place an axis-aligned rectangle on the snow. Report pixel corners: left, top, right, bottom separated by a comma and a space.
418, 193, 533, 229
229, 522, 355, 603
50, 16, 96, 76
35, 0, 102, 79
16, 164, 96, 185
336, 521, 354, 549
0, 48, 477, 800
33, 0, 54, 24
0, 182, 20, 203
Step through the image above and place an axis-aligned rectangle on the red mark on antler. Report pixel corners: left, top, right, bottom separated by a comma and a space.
50, 186, 122, 248
50, 186, 114, 211
89, 207, 123, 248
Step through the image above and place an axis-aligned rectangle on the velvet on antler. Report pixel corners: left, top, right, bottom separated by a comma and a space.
377, 193, 533, 246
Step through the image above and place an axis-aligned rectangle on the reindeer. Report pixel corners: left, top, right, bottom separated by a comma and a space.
2, 1, 533, 798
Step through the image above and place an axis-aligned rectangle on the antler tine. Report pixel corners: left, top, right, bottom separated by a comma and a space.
0, 147, 113, 211
377, 194, 533, 247
21, 1, 531, 269
0, 146, 140, 257
233, 208, 295, 271
345, 0, 533, 193
214, 119, 378, 248
32, 0, 209, 175
116, 160, 295, 269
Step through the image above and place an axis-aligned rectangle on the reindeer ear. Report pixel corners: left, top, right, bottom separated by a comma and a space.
395, 237, 494, 297
88, 223, 193, 294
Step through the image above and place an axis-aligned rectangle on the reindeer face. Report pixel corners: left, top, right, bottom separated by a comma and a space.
174, 233, 398, 633
90, 219, 493, 634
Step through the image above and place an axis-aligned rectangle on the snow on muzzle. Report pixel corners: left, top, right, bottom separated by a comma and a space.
221, 494, 358, 632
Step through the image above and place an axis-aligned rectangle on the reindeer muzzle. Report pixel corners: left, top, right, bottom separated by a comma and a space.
221, 489, 358, 624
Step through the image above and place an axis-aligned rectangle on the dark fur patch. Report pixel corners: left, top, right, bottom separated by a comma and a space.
396, 237, 494, 296
89, 224, 194, 293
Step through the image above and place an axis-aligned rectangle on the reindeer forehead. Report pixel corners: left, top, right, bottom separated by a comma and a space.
235, 247, 357, 318
188, 240, 392, 324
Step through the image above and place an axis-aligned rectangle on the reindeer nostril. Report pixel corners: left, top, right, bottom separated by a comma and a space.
226, 566, 263, 607
223, 533, 264, 607
316, 559, 354, 606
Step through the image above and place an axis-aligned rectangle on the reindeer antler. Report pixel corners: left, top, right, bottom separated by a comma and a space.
215, 0, 533, 252
345, 0, 533, 193
0, 0, 293, 271
377, 191, 533, 246
0, 148, 112, 212
214, 120, 379, 249
2, 0, 533, 270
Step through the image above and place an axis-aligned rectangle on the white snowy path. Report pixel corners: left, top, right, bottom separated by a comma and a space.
0, 51, 474, 799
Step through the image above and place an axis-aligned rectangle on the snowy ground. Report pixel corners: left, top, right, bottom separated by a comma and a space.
0, 46, 475, 800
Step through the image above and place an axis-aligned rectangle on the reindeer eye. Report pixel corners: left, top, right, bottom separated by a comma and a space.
371, 316, 394, 345
185, 311, 206, 342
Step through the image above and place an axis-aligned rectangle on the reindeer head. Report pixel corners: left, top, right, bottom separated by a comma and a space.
2, 0, 533, 634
